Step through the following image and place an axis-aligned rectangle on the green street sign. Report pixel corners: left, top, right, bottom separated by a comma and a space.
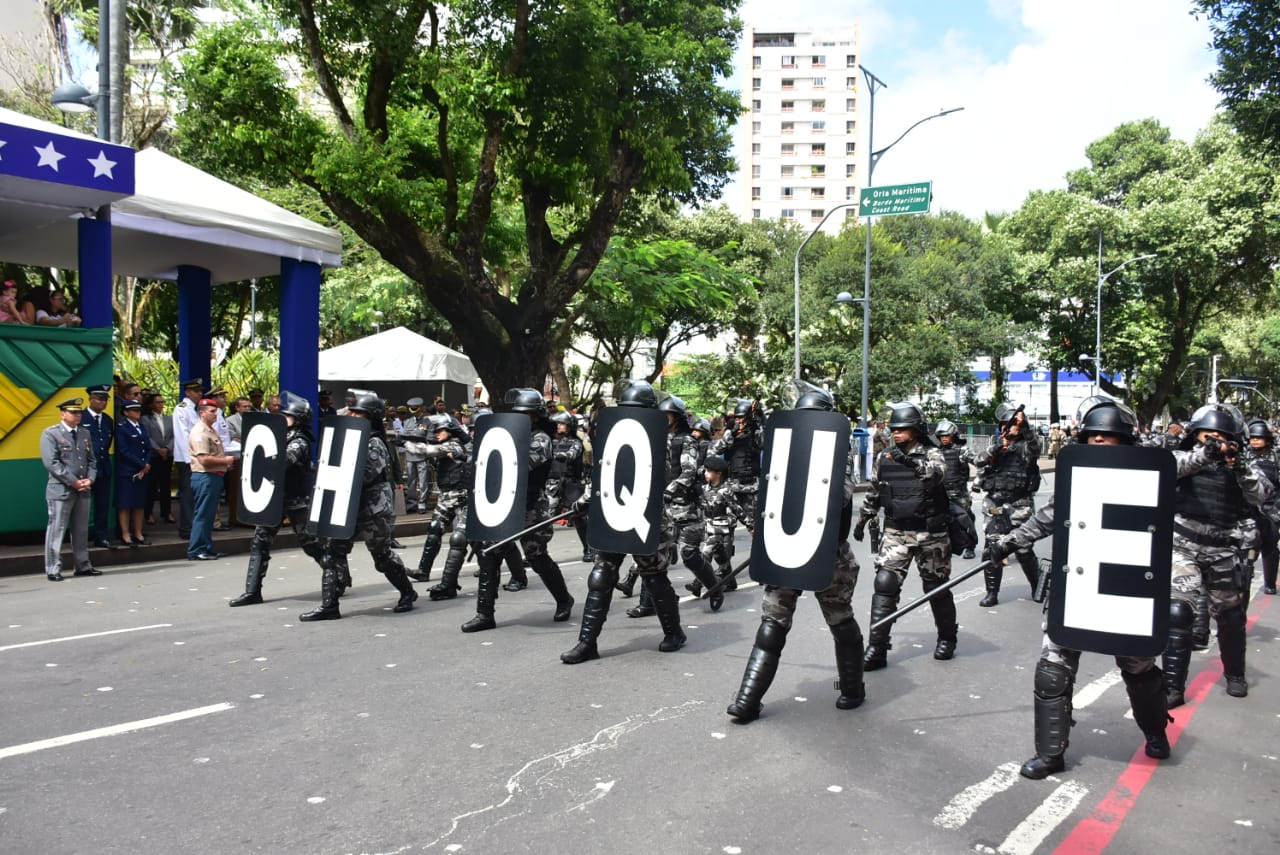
858, 181, 932, 217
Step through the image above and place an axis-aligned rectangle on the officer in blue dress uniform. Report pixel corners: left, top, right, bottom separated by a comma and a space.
83, 384, 115, 548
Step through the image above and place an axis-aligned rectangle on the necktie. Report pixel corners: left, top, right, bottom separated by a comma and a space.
70, 428, 78, 444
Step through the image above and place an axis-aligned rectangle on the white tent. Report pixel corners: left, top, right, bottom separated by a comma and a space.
319, 326, 479, 407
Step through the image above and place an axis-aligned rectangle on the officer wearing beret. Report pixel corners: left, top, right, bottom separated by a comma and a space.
83, 384, 115, 548
40, 398, 100, 579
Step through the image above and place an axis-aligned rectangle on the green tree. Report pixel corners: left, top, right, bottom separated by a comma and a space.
1195, 0, 1280, 153
175, 0, 741, 395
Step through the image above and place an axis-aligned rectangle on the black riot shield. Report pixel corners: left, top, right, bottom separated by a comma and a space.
1047, 444, 1176, 657
466, 414, 531, 543
305, 416, 371, 540
587, 407, 667, 556
237, 412, 288, 526
749, 409, 850, 591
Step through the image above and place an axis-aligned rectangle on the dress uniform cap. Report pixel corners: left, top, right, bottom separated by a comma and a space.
86, 384, 111, 398
182, 378, 204, 389
57, 397, 85, 412
208, 387, 227, 397
122, 399, 143, 411
406, 397, 425, 407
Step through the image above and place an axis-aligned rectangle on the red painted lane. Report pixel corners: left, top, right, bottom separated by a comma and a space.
1051, 593, 1274, 855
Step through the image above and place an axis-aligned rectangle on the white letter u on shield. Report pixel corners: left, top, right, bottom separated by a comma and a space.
762, 428, 837, 569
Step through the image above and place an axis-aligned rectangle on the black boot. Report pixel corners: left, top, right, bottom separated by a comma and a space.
300, 556, 341, 621
615, 564, 639, 598
1123, 667, 1171, 759
1020, 660, 1072, 779
1217, 605, 1248, 698
382, 555, 418, 613
333, 551, 353, 599
1016, 550, 1040, 592
831, 619, 865, 710
230, 551, 267, 607
1163, 599, 1195, 708
562, 565, 614, 664
863, 571, 899, 671
685, 552, 723, 611
429, 554, 463, 600
727, 619, 787, 723
410, 529, 442, 582
530, 554, 574, 622
1191, 589, 1211, 649
980, 562, 1003, 607
627, 585, 655, 617
1262, 546, 1278, 594
927, 581, 958, 661
504, 543, 527, 588
648, 575, 686, 652
461, 558, 499, 632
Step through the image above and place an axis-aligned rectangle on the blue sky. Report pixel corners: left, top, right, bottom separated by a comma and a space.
726, 0, 1221, 218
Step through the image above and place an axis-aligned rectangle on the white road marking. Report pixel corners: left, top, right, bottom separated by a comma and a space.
1073, 669, 1123, 709
997, 780, 1089, 855
933, 762, 1022, 829
0, 702, 234, 760
0, 624, 172, 653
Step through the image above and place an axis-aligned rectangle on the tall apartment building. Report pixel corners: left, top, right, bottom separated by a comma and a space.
741, 25, 861, 234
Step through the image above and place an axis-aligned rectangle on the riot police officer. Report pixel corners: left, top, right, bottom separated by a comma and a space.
403, 414, 471, 596
726, 387, 865, 722
1164, 403, 1271, 705
660, 396, 719, 603
561, 381, 686, 663
299, 393, 419, 621
973, 402, 1043, 606
854, 402, 954, 671
935, 418, 978, 560
1243, 418, 1279, 597
989, 398, 1171, 779
461, 389, 575, 633
231, 393, 327, 606
544, 410, 591, 563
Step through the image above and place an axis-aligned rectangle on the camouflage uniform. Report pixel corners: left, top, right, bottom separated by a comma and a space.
859, 441, 953, 668
1163, 442, 1271, 704
233, 422, 326, 605
973, 431, 1042, 603
709, 419, 764, 524
544, 428, 589, 559
402, 434, 469, 591
667, 430, 716, 597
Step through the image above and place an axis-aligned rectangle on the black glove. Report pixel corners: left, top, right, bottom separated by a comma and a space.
570, 496, 589, 515
853, 521, 866, 542
889, 446, 909, 465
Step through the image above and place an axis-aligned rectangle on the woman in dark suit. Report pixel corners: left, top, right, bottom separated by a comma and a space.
141, 392, 174, 524
115, 400, 152, 546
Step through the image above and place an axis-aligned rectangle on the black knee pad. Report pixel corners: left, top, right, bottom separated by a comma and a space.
427, 518, 446, 539
1033, 659, 1072, 700
643, 573, 675, 598
587, 565, 615, 593
873, 569, 900, 596
449, 530, 467, 550
755, 618, 789, 654
829, 617, 862, 646
680, 542, 701, 567
1169, 598, 1195, 630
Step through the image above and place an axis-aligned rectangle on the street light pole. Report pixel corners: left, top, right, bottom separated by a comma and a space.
794, 203, 859, 379
1094, 232, 1155, 396
858, 65, 962, 425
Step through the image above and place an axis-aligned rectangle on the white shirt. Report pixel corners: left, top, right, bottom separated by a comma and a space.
172, 398, 199, 463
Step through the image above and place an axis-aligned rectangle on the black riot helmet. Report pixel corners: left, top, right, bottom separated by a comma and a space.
888, 402, 934, 446
617, 380, 658, 408
550, 411, 576, 431
348, 392, 384, 421
427, 413, 467, 441
1185, 402, 1244, 447
1247, 418, 1273, 445
1075, 399, 1138, 444
994, 402, 1023, 427
732, 398, 754, 419
795, 389, 835, 411
280, 390, 312, 422
934, 418, 960, 438
658, 395, 687, 418
503, 387, 546, 416
692, 417, 713, 437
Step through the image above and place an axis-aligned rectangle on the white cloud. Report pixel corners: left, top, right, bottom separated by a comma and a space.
728, 0, 1221, 219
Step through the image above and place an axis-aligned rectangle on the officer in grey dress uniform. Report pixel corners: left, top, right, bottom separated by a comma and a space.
40, 398, 101, 580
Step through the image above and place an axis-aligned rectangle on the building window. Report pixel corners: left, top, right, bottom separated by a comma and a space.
752, 120, 761, 133
846, 164, 856, 178
812, 55, 826, 68
751, 186, 761, 200
811, 120, 825, 133
811, 164, 826, 177
752, 55, 762, 68
781, 121, 795, 134
752, 208, 762, 220
811, 209, 825, 221
781, 186, 794, 199
781, 143, 795, 156
752, 77, 762, 91
845, 208, 858, 219
751, 164, 761, 178
846, 186, 857, 200
846, 54, 857, 67
846, 99, 856, 111
781, 208, 796, 221
752, 142, 761, 155
811, 142, 826, 156
846, 77, 857, 89
846, 120, 856, 133
812, 77, 825, 89
781, 165, 795, 177
782, 78, 795, 90
811, 187, 825, 200
781, 100, 794, 112
846, 141, 856, 155
781, 55, 796, 68
812, 99, 826, 112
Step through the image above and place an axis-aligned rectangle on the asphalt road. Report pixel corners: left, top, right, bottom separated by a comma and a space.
2, 474, 1277, 855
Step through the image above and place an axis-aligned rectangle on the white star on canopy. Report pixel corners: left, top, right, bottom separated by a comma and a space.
88, 150, 117, 179
34, 140, 66, 171
0, 139, 7, 160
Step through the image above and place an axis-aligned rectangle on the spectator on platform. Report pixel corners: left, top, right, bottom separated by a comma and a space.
34, 290, 82, 327
141, 392, 174, 524
0, 280, 29, 323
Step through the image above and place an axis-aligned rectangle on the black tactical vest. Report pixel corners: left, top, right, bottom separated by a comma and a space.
987, 441, 1033, 499
667, 434, 690, 482
436, 449, 468, 491
727, 433, 760, 481
1248, 451, 1279, 492
283, 429, 314, 508
1176, 463, 1246, 529
940, 446, 969, 496
526, 430, 551, 502
879, 455, 949, 532
548, 436, 583, 481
